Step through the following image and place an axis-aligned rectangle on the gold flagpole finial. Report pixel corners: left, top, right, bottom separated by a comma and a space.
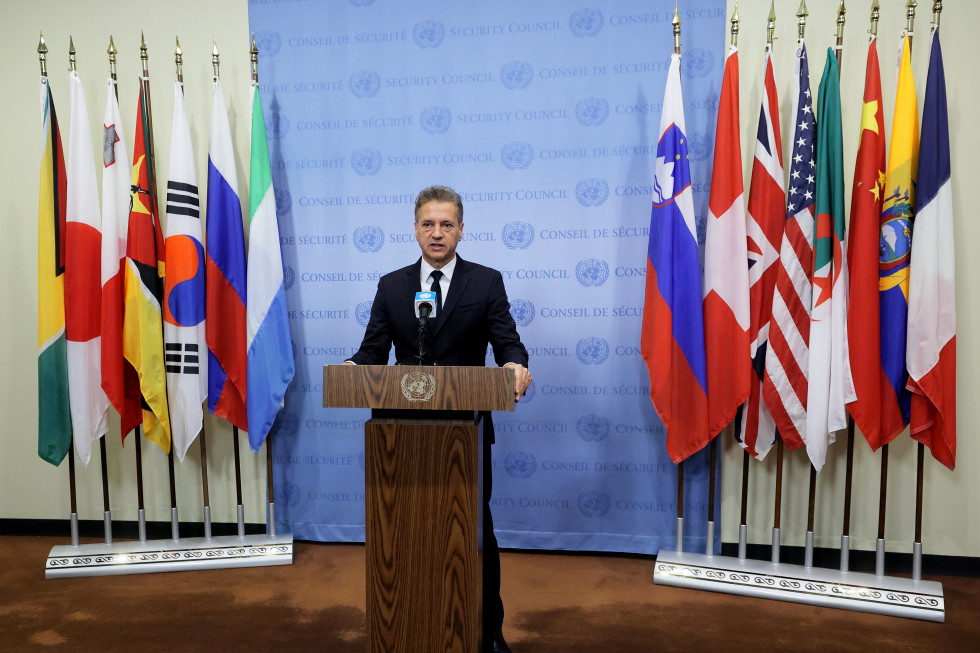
140, 31, 149, 76
107, 36, 117, 80
250, 33, 259, 82
731, 1, 740, 47
796, 0, 808, 42
767, 1, 777, 47
836, 1, 847, 40
38, 32, 48, 76
212, 39, 220, 78
68, 36, 76, 73
175, 36, 183, 82
870, 0, 880, 37
906, 0, 918, 34
672, 2, 681, 54
932, 0, 943, 31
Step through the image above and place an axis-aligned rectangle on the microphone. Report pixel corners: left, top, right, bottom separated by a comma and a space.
414, 291, 437, 365
414, 291, 438, 320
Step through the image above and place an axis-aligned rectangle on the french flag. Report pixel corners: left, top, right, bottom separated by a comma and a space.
640, 52, 709, 464
907, 30, 955, 470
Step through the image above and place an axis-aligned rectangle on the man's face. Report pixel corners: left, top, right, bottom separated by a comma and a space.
415, 200, 463, 267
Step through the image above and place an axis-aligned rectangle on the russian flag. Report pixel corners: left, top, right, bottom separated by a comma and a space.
640, 52, 709, 464
206, 78, 248, 431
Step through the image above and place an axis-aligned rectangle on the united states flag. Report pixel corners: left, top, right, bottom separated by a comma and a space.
763, 43, 815, 451
736, 47, 784, 460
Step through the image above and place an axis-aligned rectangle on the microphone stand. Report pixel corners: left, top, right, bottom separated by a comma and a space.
416, 305, 431, 365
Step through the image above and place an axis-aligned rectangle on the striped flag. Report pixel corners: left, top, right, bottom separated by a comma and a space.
37, 76, 72, 466
879, 33, 918, 443
164, 79, 207, 461
101, 78, 142, 440
737, 47, 784, 460
123, 81, 171, 453
807, 50, 854, 471
762, 43, 815, 452
206, 78, 248, 431
846, 36, 891, 450
640, 52, 708, 464
247, 82, 294, 452
703, 45, 750, 439
907, 30, 955, 470
66, 71, 110, 465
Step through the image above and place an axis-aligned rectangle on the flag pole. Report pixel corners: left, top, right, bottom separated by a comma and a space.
832, 0, 856, 575
174, 37, 213, 542
899, 0, 927, 583
212, 40, 247, 539
792, 0, 820, 571
251, 34, 278, 538
764, 0, 784, 567
670, 2, 684, 555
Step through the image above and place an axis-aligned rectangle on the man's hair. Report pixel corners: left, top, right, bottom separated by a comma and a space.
414, 185, 463, 223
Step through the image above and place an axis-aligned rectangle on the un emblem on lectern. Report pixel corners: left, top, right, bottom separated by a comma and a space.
401, 371, 436, 402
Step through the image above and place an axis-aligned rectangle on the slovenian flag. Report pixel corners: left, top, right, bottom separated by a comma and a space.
206, 77, 248, 431
246, 82, 294, 452
640, 52, 709, 464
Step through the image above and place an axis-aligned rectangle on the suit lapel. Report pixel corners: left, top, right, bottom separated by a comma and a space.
434, 256, 469, 335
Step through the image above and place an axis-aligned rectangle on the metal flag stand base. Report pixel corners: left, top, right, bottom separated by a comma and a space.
653, 550, 944, 623
44, 532, 293, 579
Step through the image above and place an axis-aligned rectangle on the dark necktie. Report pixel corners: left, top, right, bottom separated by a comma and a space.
429, 270, 444, 315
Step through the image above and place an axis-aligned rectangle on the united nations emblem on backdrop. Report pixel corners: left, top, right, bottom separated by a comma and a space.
274, 189, 292, 216
569, 8, 604, 37
575, 178, 609, 207
505, 452, 537, 479
349, 70, 381, 98
291, 340, 298, 363
278, 483, 302, 508
578, 490, 611, 517
355, 301, 373, 327
353, 226, 385, 253
696, 214, 707, 247
575, 97, 609, 126
682, 48, 713, 77
349, 0, 375, 7
500, 61, 534, 90
576, 414, 610, 442
509, 299, 535, 327
420, 106, 451, 134
576, 337, 610, 365
687, 132, 712, 162
265, 112, 290, 140
575, 259, 610, 287
502, 221, 535, 250
351, 148, 383, 176
501, 141, 534, 170
520, 380, 536, 404
413, 20, 445, 48
358, 450, 366, 471
283, 265, 296, 290
254, 30, 281, 57
401, 371, 436, 402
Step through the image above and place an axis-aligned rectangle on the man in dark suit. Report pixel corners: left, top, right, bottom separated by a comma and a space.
347, 185, 531, 652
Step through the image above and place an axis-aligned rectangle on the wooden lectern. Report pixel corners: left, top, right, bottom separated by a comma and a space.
323, 364, 514, 653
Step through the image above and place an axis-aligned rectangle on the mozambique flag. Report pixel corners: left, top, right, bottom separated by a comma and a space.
123, 81, 171, 453
37, 77, 72, 465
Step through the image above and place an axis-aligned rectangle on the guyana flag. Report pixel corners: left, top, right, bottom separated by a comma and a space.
37, 77, 72, 465
123, 81, 171, 453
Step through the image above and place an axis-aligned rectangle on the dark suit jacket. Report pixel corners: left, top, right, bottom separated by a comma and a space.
350, 255, 528, 369
350, 256, 528, 443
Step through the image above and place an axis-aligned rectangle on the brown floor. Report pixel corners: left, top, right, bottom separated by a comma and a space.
0, 536, 976, 651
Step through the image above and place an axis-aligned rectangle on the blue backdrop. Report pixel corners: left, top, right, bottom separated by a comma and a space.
248, 0, 726, 554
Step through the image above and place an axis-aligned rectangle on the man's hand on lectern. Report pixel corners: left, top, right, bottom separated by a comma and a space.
503, 362, 532, 403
